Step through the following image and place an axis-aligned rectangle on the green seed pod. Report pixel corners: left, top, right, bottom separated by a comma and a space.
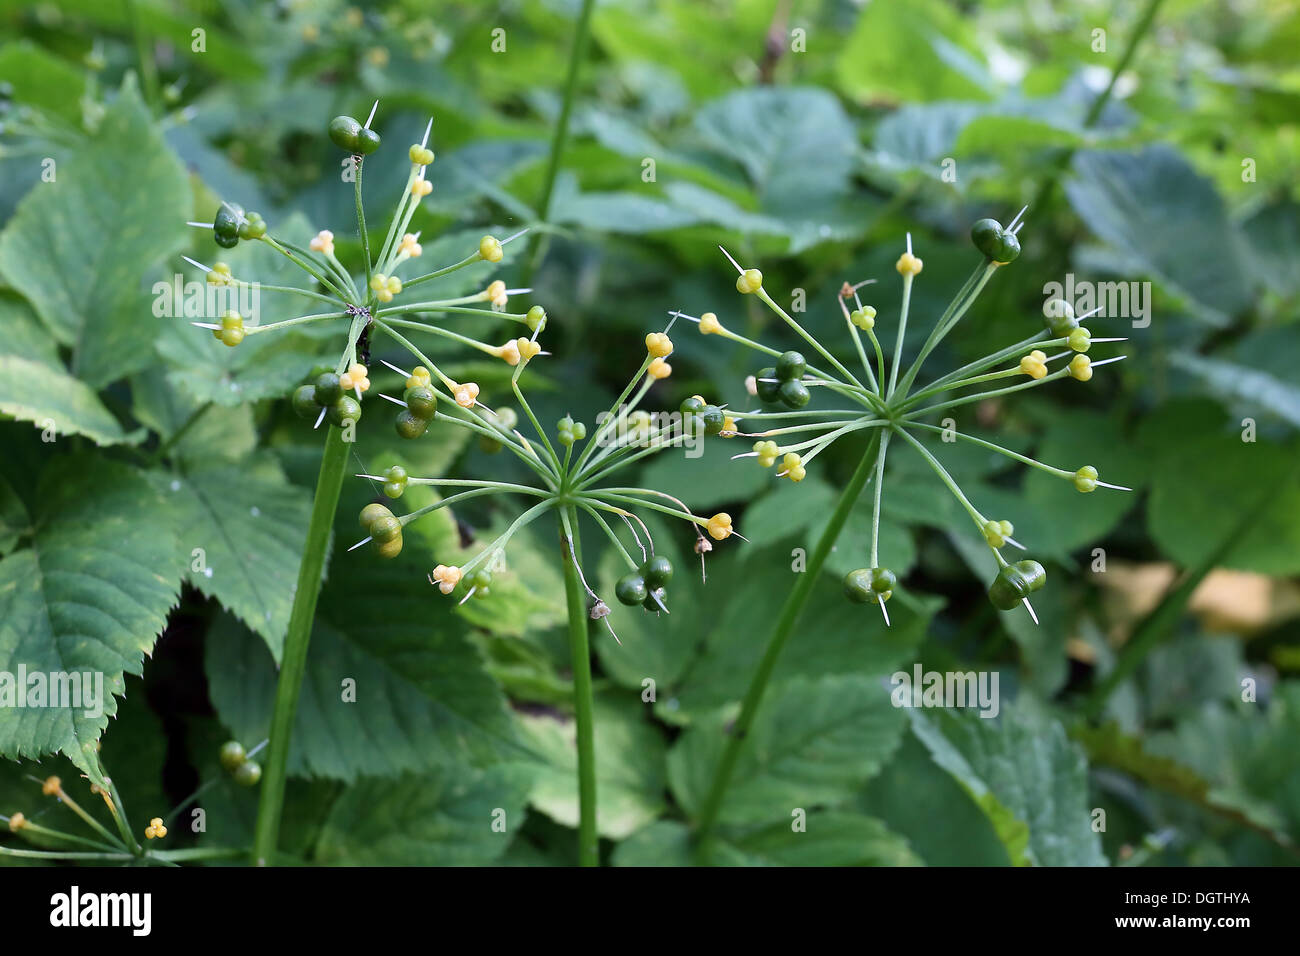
988, 560, 1047, 610
359, 503, 391, 529
679, 395, 706, 418
643, 587, 668, 612
701, 404, 725, 436
642, 555, 673, 589
213, 201, 244, 247
314, 371, 343, 406
775, 350, 806, 381
234, 760, 262, 787
395, 410, 428, 440
219, 741, 246, 772
843, 567, 896, 604
778, 379, 811, 409
369, 514, 402, 543
756, 366, 781, 404
382, 481, 404, 499
971, 218, 1020, 263
237, 212, 267, 240
355, 126, 381, 155
1043, 298, 1078, 337
615, 573, 647, 606
375, 534, 403, 559
526, 305, 547, 332
404, 385, 437, 421
291, 384, 318, 419
327, 395, 362, 427
328, 115, 363, 151
469, 569, 492, 598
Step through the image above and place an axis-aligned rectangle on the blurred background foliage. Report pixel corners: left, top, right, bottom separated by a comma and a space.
0, 0, 1297, 866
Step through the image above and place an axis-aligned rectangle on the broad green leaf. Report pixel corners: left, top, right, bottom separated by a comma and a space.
611, 811, 920, 867
0, 461, 181, 781
668, 674, 906, 826
314, 765, 534, 865
0, 42, 84, 124
1169, 351, 1300, 430
204, 543, 528, 780
517, 694, 667, 840
837, 0, 993, 103
157, 457, 313, 654
0, 80, 189, 388
0, 355, 134, 446
1065, 146, 1251, 324
910, 705, 1107, 866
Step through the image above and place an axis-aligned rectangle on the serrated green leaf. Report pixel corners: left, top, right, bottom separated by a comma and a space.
0, 461, 180, 781
909, 705, 1107, 866
0, 355, 135, 446
668, 674, 906, 826
517, 693, 667, 840
314, 765, 534, 865
0, 80, 189, 388
157, 459, 313, 654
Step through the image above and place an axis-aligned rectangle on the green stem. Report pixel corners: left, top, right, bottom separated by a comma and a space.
693, 431, 882, 853
251, 425, 350, 866
126, 0, 161, 111
355, 160, 373, 290
558, 507, 599, 866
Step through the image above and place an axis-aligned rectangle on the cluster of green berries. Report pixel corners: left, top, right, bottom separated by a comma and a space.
213, 201, 266, 249
212, 310, 245, 347
680, 395, 727, 436
293, 368, 365, 427
381, 464, 408, 499
843, 567, 897, 605
755, 351, 811, 409
328, 114, 381, 155
360, 502, 403, 558
219, 741, 262, 787
615, 554, 673, 613
970, 217, 1021, 264
396, 366, 438, 439
557, 415, 587, 447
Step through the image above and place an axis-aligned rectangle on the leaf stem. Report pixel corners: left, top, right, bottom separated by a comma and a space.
692, 431, 882, 853
558, 506, 599, 866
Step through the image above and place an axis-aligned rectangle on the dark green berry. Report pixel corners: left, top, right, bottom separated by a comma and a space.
213, 201, 244, 248
642, 555, 673, 589
680, 395, 706, 418
701, 404, 725, 436
844, 567, 896, 604
775, 350, 806, 381
988, 560, 1047, 610
292, 384, 318, 419
404, 385, 437, 421
615, 573, 647, 606
778, 379, 811, 409
643, 587, 668, 613
234, 760, 262, 787
395, 410, 428, 440
219, 741, 246, 772
328, 115, 363, 151
756, 367, 781, 404
327, 395, 361, 427
314, 372, 343, 406
970, 218, 1021, 264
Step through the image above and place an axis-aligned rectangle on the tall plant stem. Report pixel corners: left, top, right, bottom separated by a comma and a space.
525, 0, 597, 281
252, 425, 350, 865
559, 507, 599, 866
693, 431, 883, 854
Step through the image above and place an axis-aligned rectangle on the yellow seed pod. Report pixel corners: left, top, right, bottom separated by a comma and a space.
479, 235, 503, 263
1068, 354, 1093, 382
516, 338, 541, 361
386, 276, 402, 295
452, 382, 480, 407
722, 415, 736, 434
411, 178, 433, 197
850, 306, 877, 330
698, 312, 723, 335
736, 269, 763, 294
144, 825, 157, 839
42, 776, 61, 796
895, 252, 923, 276
406, 366, 432, 389
375, 534, 403, 559
647, 357, 672, 380
9, 812, 26, 832
707, 513, 733, 541
497, 340, 522, 366
645, 332, 673, 358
